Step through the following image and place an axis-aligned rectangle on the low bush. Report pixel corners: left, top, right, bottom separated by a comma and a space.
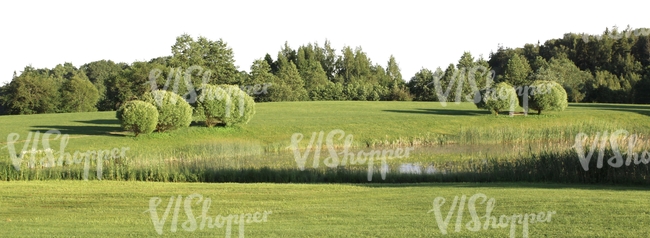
142, 90, 193, 132
474, 82, 519, 115
197, 85, 255, 127
115, 100, 158, 136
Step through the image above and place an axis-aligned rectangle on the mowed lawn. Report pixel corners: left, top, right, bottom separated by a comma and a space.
1, 102, 650, 237
1, 101, 650, 160
0, 181, 649, 237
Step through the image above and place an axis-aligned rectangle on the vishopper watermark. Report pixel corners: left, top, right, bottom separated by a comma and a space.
289, 129, 414, 181
581, 28, 650, 43
427, 66, 553, 110
428, 65, 495, 107
574, 129, 650, 171
146, 65, 271, 105
428, 193, 556, 237
144, 193, 272, 237
2, 130, 129, 180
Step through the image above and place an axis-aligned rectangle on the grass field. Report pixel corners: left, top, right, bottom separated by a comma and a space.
1, 102, 649, 183
1, 101, 650, 236
1, 181, 649, 237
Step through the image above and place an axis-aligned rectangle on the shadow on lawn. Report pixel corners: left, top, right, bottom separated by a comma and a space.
570, 103, 650, 117
383, 108, 490, 116
74, 119, 121, 125
30, 119, 124, 136
351, 182, 650, 191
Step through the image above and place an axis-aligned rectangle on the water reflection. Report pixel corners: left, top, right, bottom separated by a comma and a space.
398, 163, 439, 174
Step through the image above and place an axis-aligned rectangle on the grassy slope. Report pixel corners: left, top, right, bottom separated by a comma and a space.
1, 101, 650, 180
1, 102, 650, 236
2, 101, 649, 155
1, 181, 649, 237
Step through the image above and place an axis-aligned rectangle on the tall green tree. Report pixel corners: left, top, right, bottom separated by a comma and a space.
104, 61, 155, 110
587, 70, 625, 103
3, 66, 60, 114
503, 54, 532, 86
408, 68, 436, 101
280, 42, 298, 66
0, 79, 10, 114
319, 40, 338, 82
60, 73, 100, 112
386, 55, 403, 88
431, 64, 463, 105
248, 59, 277, 102
169, 34, 239, 86
296, 45, 329, 92
531, 56, 592, 102
269, 54, 308, 101
488, 45, 521, 78
81, 60, 126, 111
631, 34, 650, 68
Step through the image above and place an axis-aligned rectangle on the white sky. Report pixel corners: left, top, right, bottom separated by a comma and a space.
0, 0, 648, 85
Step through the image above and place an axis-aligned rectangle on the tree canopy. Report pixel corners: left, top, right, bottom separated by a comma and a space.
2, 26, 649, 115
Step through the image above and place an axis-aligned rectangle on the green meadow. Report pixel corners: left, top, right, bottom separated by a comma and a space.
1, 181, 649, 237
1, 101, 650, 236
1, 102, 649, 182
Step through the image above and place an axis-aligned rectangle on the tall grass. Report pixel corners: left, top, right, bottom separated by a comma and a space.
3, 145, 648, 185
291, 120, 627, 150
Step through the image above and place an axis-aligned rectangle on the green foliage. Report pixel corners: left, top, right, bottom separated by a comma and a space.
475, 82, 519, 115
105, 61, 159, 110
426, 57, 494, 105
6, 28, 650, 117
267, 53, 308, 101
634, 70, 650, 103
386, 85, 413, 101
248, 59, 277, 102
81, 60, 126, 111
60, 73, 100, 113
408, 68, 437, 101
531, 56, 592, 103
3, 66, 60, 114
386, 55, 403, 85
526, 80, 568, 115
587, 70, 627, 103
0, 82, 8, 115
115, 100, 158, 136
310, 82, 347, 100
296, 45, 330, 92
197, 84, 255, 127
142, 90, 193, 132
503, 54, 532, 86
169, 34, 239, 85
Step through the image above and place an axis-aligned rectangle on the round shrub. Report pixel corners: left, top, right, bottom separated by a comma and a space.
115, 100, 158, 136
474, 82, 519, 115
527, 80, 568, 115
197, 84, 256, 127
142, 90, 193, 132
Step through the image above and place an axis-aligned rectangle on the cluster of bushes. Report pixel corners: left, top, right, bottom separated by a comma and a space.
115, 85, 255, 136
474, 80, 568, 115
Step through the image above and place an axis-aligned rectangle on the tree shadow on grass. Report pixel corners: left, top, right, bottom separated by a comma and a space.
30, 119, 125, 137
73, 119, 121, 125
570, 103, 650, 117
350, 182, 650, 192
383, 108, 491, 116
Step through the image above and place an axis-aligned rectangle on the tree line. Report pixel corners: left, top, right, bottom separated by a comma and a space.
1, 26, 649, 115
411, 26, 650, 105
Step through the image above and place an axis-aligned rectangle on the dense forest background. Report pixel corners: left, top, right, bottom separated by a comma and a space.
1, 26, 649, 115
